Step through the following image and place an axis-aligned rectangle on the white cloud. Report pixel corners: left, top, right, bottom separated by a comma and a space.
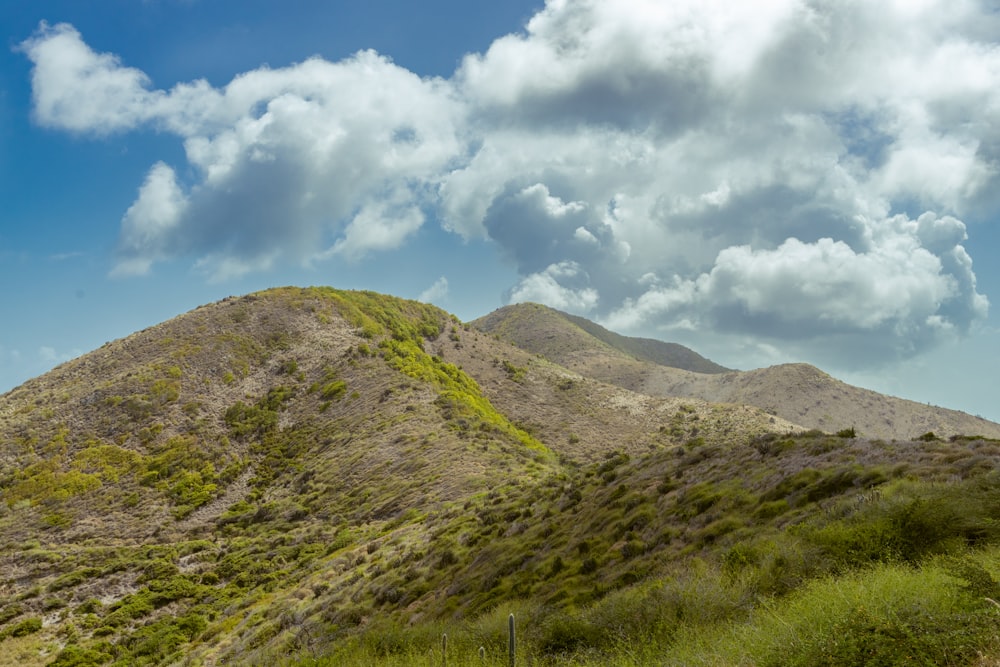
418, 277, 449, 304
19, 22, 159, 133
605, 214, 988, 365
508, 262, 599, 314
22, 23, 462, 280
327, 196, 425, 262
22, 0, 1000, 368
38, 345, 81, 365
112, 161, 188, 276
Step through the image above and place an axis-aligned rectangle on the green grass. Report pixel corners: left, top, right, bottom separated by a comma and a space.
670, 555, 1000, 666
281, 553, 1000, 666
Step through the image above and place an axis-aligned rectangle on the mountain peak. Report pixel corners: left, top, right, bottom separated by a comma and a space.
473, 302, 731, 374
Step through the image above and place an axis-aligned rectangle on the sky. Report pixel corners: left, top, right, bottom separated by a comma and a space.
2, 0, 999, 424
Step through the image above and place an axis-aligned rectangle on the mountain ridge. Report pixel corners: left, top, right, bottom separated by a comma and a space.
472, 302, 1000, 440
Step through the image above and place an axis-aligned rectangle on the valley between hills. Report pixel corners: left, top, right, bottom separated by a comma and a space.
2, 286, 1000, 666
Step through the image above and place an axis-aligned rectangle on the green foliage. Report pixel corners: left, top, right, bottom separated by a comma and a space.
225, 400, 278, 438
49, 567, 101, 592
167, 466, 218, 517
321, 380, 347, 401
380, 336, 549, 458
0, 616, 42, 639
762, 465, 885, 508
802, 476, 1000, 567
6, 466, 101, 506
149, 378, 180, 405
719, 562, 997, 667
49, 645, 114, 667
72, 443, 142, 482
0, 603, 23, 624
314, 287, 444, 342
501, 359, 527, 383
102, 592, 155, 628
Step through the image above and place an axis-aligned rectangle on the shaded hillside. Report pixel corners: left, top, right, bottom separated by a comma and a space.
473, 303, 1000, 441
0, 287, 793, 666
472, 303, 730, 374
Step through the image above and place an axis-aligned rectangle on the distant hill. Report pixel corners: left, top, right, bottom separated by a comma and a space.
473, 303, 1000, 441
473, 302, 731, 374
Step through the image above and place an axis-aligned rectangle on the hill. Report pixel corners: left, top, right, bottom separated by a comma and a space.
473, 303, 1000, 440
472, 302, 731, 374
2, 288, 1000, 666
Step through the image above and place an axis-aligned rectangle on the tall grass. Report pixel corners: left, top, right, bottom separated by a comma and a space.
285, 549, 1000, 666
668, 553, 1000, 666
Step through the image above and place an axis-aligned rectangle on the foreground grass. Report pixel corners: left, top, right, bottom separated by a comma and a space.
286, 549, 1000, 667
673, 556, 1000, 666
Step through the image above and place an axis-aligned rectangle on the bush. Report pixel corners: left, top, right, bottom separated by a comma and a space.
49, 645, 113, 667
0, 616, 42, 639
805, 477, 1000, 567
321, 381, 347, 400
669, 560, 999, 667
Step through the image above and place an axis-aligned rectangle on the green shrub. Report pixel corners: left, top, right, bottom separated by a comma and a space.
321, 381, 347, 400
49, 645, 113, 667
0, 602, 23, 624
0, 616, 42, 639
667, 559, 999, 667
805, 477, 1000, 567
754, 499, 789, 519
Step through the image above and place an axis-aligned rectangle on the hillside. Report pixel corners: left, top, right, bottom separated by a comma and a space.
473, 303, 1000, 440
0, 287, 792, 665
2, 288, 1000, 666
473, 302, 730, 375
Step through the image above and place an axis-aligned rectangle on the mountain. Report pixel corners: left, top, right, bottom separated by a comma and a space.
473, 303, 1000, 440
2, 287, 1000, 666
472, 302, 731, 375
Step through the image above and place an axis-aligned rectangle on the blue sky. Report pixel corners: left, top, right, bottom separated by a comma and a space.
2, 0, 1000, 424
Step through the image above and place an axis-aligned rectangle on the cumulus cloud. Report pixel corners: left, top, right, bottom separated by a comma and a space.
22, 0, 1000, 367
418, 276, 449, 305
22, 22, 461, 279
444, 0, 997, 363
508, 261, 600, 314
20, 22, 160, 133
38, 345, 81, 365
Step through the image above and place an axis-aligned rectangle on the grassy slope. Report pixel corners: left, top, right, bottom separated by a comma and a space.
294, 432, 1000, 666
2, 288, 1000, 665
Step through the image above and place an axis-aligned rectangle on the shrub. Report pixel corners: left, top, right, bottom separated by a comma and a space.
321, 381, 347, 400
0, 603, 24, 624
667, 560, 999, 667
0, 616, 42, 639
49, 645, 113, 667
